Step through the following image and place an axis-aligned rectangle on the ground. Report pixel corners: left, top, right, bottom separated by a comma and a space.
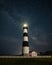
0, 56, 52, 65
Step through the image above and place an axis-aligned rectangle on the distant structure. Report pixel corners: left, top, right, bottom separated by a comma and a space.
22, 24, 29, 56
29, 51, 37, 57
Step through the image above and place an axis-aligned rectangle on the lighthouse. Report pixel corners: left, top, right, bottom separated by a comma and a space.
22, 24, 29, 56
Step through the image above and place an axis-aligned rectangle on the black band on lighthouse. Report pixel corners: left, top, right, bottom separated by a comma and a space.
23, 41, 29, 46
23, 27, 28, 29
23, 33, 28, 36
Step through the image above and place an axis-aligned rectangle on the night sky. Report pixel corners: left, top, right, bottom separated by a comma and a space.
0, 0, 52, 55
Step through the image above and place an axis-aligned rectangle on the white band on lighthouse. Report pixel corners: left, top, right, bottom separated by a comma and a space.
23, 47, 29, 54
24, 36, 28, 41
23, 29, 28, 33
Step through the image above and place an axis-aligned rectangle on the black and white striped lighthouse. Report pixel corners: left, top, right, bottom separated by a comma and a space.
22, 24, 29, 56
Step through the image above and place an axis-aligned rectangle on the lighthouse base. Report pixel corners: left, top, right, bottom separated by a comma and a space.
22, 53, 29, 56
22, 46, 29, 56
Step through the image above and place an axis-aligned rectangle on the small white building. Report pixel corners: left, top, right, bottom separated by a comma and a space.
29, 51, 37, 57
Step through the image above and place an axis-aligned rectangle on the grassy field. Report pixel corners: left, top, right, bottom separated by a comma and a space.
0, 57, 52, 65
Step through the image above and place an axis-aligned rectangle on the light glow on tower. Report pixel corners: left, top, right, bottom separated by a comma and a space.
23, 23, 28, 27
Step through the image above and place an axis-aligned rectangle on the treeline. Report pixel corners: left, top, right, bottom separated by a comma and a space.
39, 51, 52, 56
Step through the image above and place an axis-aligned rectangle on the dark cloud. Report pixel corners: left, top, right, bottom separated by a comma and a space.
0, 36, 22, 55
